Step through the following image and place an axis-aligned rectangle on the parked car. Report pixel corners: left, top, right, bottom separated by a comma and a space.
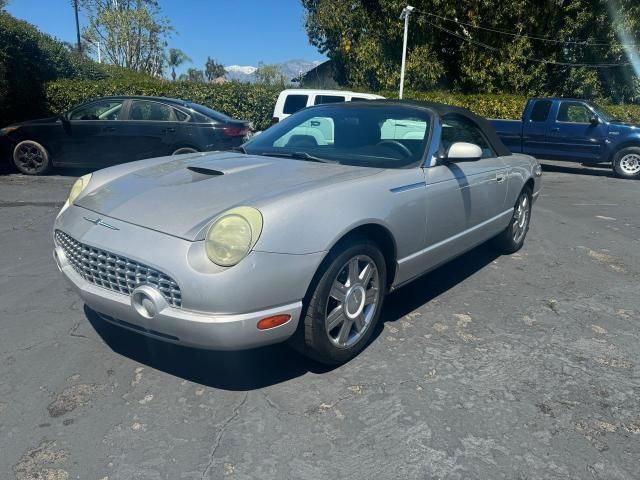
0, 96, 250, 175
53, 100, 541, 365
490, 97, 640, 179
272, 88, 384, 124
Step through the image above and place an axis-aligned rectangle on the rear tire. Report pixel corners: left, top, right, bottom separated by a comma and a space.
491, 188, 532, 254
13, 140, 50, 175
612, 147, 640, 179
290, 238, 387, 365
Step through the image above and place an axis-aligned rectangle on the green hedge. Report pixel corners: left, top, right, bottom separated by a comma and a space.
40, 81, 640, 132
45, 79, 281, 131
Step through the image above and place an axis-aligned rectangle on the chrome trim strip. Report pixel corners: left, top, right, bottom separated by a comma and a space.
390, 181, 426, 193
398, 208, 514, 264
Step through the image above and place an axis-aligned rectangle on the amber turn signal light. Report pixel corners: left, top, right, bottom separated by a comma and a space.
257, 314, 291, 330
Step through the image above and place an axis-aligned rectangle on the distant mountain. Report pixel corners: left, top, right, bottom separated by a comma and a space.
224, 59, 322, 83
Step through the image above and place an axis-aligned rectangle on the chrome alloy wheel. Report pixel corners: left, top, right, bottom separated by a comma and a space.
325, 255, 381, 349
619, 153, 640, 176
512, 192, 531, 244
14, 142, 46, 174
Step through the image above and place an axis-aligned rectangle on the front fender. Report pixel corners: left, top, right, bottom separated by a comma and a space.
253, 168, 428, 260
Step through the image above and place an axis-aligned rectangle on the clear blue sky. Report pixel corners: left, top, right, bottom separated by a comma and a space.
6, 0, 326, 73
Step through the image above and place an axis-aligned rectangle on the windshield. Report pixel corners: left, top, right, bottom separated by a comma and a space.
244, 104, 432, 168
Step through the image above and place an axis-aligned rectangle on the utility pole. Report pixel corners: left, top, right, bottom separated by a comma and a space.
399, 5, 415, 99
73, 0, 82, 54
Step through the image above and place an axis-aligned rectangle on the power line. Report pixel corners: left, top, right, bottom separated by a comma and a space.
413, 8, 640, 48
424, 19, 632, 68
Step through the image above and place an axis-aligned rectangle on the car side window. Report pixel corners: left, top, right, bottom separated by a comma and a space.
440, 114, 496, 159
173, 109, 189, 122
128, 101, 174, 121
69, 100, 123, 121
529, 100, 552, 122
283, 95, 308, 114
314, 95, 345, 105
557, 102, 591, 123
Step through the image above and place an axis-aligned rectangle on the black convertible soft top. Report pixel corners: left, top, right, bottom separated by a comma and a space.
343, 99, 512, 158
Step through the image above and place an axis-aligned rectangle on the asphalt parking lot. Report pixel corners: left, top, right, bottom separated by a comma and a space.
0, 161, 638, 480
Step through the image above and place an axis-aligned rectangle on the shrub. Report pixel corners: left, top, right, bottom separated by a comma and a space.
0, 12, 145, 126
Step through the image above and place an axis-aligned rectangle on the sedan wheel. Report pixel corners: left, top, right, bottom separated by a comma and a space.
13, 140, 50, 175
325, 255, 380, 349
491, 188, 532, 254
172, 147, 199, 155
291, 239, 387, 365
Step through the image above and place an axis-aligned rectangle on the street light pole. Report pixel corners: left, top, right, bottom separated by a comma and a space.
73, 0, 82, 54
399, 5, 415, 99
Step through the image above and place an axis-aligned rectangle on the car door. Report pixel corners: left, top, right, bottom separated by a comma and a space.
422, 114, 509, 265
58, 99, 126, 166
522, 99, 555, 157
119, 99, 180, 161
545, 100, 607, 161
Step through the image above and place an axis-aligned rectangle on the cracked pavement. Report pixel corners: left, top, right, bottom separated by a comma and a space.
0, 161, 639, 479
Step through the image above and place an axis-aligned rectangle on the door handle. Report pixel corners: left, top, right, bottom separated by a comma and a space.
102, 126, 116, 132
162, 127, 176, 133
550, 127, 560, 132
495, 173, 506, 183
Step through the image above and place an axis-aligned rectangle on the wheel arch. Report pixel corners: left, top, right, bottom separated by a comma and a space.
609, 140, 640, 162
324, 222, 398, 291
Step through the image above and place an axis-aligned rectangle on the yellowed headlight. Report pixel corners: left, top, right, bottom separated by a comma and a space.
205, 207, 263, 267
58, 173, 92, 218
68, 173, 92, 205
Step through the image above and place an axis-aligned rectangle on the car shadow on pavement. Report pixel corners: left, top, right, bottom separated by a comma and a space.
86, 243, 500, 391
540, 161, 613, 178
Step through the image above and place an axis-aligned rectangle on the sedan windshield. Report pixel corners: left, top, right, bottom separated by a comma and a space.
244, 104, 432, 168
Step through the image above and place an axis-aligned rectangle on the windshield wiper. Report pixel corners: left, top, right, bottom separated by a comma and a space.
261, 151, 336, 163
231, 146, 247, 154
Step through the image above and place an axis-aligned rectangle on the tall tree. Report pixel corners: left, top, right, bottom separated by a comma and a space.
254, 62, 286, 86
301, 0, 640, 101
205, 56, 226, 81
80, 0, 171, 76
179, 67, 205, 82
166, 47, 190, 80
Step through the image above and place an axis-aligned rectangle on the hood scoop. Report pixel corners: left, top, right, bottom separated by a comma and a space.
187, 166, 224, 176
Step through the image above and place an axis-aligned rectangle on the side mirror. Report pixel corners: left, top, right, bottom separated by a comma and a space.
59, 113, 69, 124
589, 115, 600, 125
445, 142, 483, 162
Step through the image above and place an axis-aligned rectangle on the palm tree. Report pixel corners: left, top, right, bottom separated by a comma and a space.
166, 48, 191, 81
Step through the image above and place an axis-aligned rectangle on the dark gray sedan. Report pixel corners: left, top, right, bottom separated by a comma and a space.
0, 96, 250, 175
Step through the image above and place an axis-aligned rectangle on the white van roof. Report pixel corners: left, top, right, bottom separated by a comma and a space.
277, 89, 385, 98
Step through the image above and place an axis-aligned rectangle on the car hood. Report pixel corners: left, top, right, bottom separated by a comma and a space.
76, 152, 381, 240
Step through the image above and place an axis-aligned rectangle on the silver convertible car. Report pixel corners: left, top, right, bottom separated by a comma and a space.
53, 100, 542, 364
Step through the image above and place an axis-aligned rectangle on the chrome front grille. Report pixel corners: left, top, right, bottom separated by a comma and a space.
55, 230, 182, 308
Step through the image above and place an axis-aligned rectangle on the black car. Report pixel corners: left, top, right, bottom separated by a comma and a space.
0, 96, 251, 175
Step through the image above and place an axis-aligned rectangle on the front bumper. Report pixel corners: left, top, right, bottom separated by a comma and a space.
53, 205, 324, 350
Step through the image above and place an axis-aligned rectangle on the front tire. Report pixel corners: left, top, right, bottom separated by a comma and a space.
491, 188, 532, 254
612, 147, 640, 179
292, 239, 387, 365
13, 140, 50, 175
